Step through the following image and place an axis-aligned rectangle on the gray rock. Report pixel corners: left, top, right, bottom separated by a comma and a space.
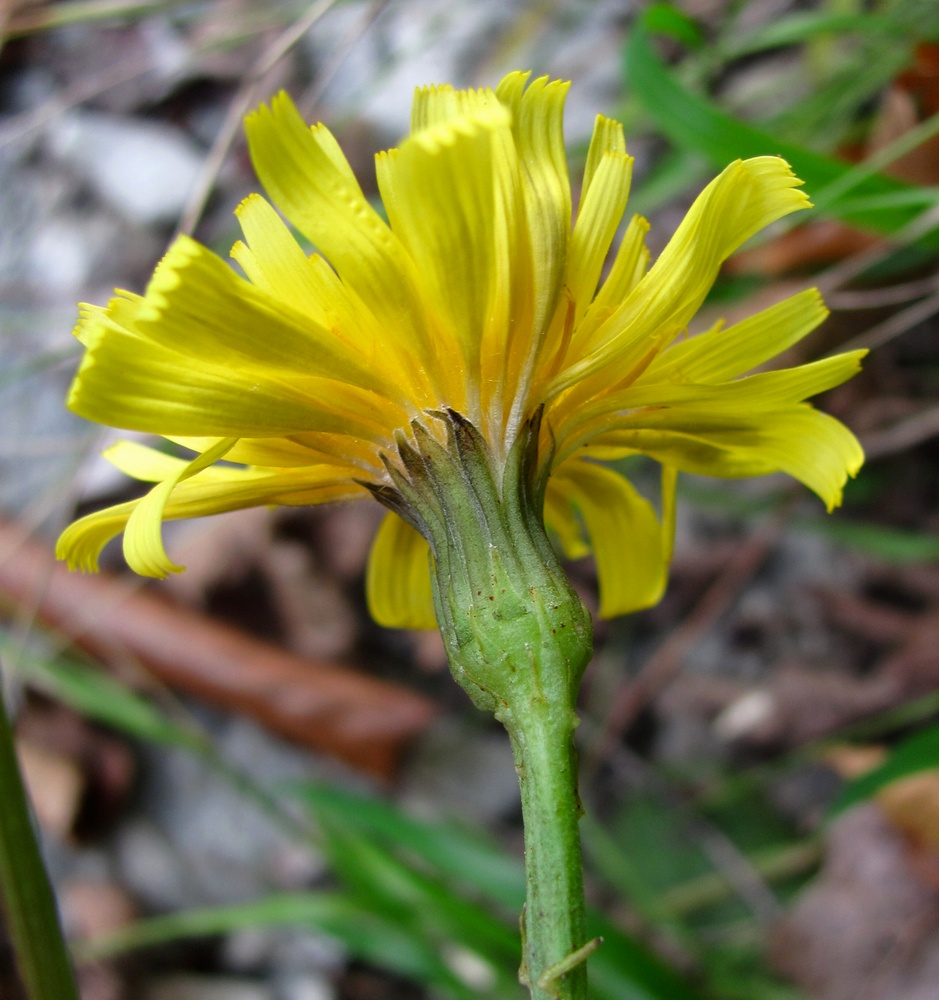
272, 971, 336, 1000
224, 924, 344, 978
142, 975, 273, 1000
46, 111, 203, 225
401, 717, 519, 823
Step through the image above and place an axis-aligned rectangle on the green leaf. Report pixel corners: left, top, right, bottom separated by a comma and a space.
832, 724, 939, 814
624, 14, 939, 246
295, 783, 706, 999
316, 817, 520, 972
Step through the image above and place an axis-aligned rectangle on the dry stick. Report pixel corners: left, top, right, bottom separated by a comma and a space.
176, 0, 340, 237
0, 6, 299, 149
0, 518, 437, 777
860, 402, 939, 460
815, 201, 939, 301
826, 272, 939, 310
0, 57, 157, 149
2, 0, 191, 37
297, 0, 389, 115
835, 288, 939, 356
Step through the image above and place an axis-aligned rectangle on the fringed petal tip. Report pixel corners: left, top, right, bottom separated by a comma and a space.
54, 497, 183, 580
55, 501, 135, 574
822, 437, 865, 514
55, 523, 99, 573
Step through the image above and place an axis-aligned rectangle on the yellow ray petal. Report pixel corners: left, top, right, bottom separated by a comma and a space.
232, 194, 424, 402
566, 151, 633, 324
567, 349, 866, 441
641, 287, 829, 385
550, 461, 668, 617
244, 93, 435, 369
141, 234, 399, 398
69, 317, 402, 440
230, 193, 323, 308
170, 435, 367, 473
410, 82, 503, 132
365, 512, 437, 630
591, 405, 864, 510
580, 114, 626, 205
124, 437, 239, 577
550, 156, 812, 397
56, 463, 362, 573
496, 72, 571, 338
543, 487, 590, 560
568, 215, 650, 356
379, 104, 520, 427
103, 440, 250, 482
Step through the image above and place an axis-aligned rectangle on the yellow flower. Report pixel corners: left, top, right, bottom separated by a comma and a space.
57, 72, 864, 629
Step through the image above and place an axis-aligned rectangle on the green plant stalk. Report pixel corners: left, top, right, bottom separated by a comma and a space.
0, 674, 80, 1000
368, 408, 594, 999
509, 701, 588, 998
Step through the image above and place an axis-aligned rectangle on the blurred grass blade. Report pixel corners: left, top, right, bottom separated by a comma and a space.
721, 11, 905, 59
1, 633, 206, 752
77, 890, 482, 998
0, 667, 81, 1000
295, 783, 706, 1000
796, 518, 939, 563
289, 782, 525, 909
642, 3, 704, 48
314, 816, 521, 988
586, 912, 707, 1000
624, 12, 939, 246
832, 724, 939, 814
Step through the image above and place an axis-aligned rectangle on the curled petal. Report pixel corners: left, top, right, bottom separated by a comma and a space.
549, 462, 668, 617
366, 513, 437, 630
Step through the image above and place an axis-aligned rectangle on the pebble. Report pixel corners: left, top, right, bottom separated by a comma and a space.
401, 717, 520, 823
142, 974, 273, 1000
46, 110, 204, 225
272, 971, 336, 1000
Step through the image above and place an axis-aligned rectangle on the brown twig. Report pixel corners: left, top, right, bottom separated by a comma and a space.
833, 289, 939, 357
860, 403, 939, 460
175, 0, 341, 236
826, 273, 939, 310
0, 518, 437, 778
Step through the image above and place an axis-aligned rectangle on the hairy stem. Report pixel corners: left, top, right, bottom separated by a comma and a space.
507, 697, 588, 1000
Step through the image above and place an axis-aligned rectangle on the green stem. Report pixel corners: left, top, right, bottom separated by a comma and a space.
508, 702, 588, 1000
369, 409, 595, 999
0, 674, 80, 1000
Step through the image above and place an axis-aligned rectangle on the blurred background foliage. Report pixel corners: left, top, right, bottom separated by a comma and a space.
2, 1, 939, 999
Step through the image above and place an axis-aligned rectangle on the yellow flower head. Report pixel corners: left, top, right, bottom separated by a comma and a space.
58, 72, 864, 629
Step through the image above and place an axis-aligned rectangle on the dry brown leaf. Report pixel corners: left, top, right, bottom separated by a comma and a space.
0, 517, 437, 777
